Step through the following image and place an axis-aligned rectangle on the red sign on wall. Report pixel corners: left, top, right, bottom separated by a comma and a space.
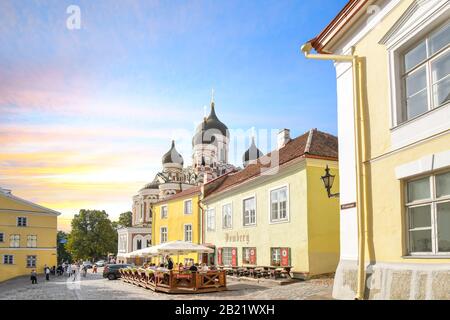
231, 248, 237, 266
249, 248, 257, 265
281, 248, 290, 266
217, 248, 222, 265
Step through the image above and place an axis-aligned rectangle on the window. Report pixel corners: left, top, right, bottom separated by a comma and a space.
406, 171, 450, 255
119, 234, 127, 252
161, 205, 168, 219
184, 224, 192, 242
270, 186, 288, 222
222, 248, 233, 266
160, 227, 168, 243
222, 203, 232, 229
17, 217, 27, 227
206, 208, 215, 231
0, 233, 4, 242
243, 197, 256, 226
400, 23, 449, 123
184, 200, 192, 215
137, 239, 142, 250
27, 235, 37, 248
271, 248, 281, 266
3, 255, 13, 265
9, 234, 20, 248
26, 256, 37, 268
242, 247, 257, 265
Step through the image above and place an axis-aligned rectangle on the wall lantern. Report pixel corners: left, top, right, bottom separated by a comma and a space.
321, 165, 339, 198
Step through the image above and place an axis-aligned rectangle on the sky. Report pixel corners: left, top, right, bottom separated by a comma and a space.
0, 0, 348, 231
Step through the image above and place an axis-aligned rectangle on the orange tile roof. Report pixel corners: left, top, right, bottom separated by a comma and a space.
153, 185, 202, 205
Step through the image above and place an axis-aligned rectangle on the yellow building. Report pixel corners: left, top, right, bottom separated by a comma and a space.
203, 129, 340, 279
152, 186, 202, 265
303, 0, 449, 299
0, 187, 60, 282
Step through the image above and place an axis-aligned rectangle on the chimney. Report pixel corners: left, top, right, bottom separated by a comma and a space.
277, 129, 291, 149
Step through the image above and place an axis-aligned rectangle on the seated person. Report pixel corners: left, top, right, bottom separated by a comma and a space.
200, 263, 209, 272
189, 264, 198, 272
178, 263, 184, 272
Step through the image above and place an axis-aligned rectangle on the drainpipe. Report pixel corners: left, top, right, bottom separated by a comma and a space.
300, 42, 367, 300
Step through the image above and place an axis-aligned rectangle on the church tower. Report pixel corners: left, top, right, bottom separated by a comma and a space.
192, 96, 231, 183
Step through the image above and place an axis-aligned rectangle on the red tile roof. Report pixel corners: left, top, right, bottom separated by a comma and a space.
204, 129, 338, 198
154, 185, 202, 205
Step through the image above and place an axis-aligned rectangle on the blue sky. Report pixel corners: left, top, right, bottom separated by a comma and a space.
0, 0, 347, 228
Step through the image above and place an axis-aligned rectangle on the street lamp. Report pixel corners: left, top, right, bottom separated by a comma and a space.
321, 165, 339, 198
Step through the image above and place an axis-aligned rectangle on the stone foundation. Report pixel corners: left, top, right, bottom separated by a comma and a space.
333, 259, 450, 300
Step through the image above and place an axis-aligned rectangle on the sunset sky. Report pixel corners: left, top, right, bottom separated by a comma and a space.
0, 0, 346, 231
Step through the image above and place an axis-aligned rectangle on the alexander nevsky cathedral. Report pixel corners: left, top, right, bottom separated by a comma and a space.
117, 97, 263, 259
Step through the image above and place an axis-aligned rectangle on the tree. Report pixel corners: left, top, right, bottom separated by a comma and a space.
57, 231, 72, 264
114, 211, 132, 229
66, 209, 117, 261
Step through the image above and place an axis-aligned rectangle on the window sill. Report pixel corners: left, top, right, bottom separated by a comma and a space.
402, 255, 450, 259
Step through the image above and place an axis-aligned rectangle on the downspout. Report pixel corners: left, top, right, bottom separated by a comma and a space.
300, 42, 367, 300
199, 184, 206, 245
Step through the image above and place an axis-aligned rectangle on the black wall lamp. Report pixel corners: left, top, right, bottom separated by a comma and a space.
321, 165, 339, 198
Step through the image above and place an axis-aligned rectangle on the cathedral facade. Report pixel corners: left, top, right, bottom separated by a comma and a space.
117, 99, 236, 261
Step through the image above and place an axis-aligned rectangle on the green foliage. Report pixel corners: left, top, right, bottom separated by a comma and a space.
113, 211, 133, 229
66, 209, 117, 261
57, 231, 72, 264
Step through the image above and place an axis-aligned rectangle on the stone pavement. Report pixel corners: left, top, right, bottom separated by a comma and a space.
0, 269, 333, 300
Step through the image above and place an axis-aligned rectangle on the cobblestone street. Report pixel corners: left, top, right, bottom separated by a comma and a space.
0, 269, 333, 300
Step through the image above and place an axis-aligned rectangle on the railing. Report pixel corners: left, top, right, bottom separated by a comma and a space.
119, 268, 227, 293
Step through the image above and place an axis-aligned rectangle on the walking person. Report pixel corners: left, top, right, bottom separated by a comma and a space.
92, 264, 98, 274
45, 265, 50, 281
67, 263, 72, 277
30, 269, 38, 284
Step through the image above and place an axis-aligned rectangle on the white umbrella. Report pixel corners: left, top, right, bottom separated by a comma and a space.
156, 240, 214, 255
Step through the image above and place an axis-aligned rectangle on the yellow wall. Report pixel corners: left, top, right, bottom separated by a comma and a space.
152, 193, 201, 264
306, 159, 340, 275
204, 159, 340, 277
351, 0, 450, 265
0, 194, 58, 282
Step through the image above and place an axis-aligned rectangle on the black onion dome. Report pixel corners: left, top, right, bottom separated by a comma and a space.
243, 137, 263, 167
192, 102, 229, 146
162, 140, 184, 165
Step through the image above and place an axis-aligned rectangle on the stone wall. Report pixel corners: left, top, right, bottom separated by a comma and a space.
333, 260, 450, 300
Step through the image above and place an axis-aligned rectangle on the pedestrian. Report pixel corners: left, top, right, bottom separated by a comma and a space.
67, 263, 72, 277
30, 269, 37, 284
45, 265, 50, 281
92, 265, 97, 274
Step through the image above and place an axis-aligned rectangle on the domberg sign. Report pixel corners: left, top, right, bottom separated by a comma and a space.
224, 232, 250, 244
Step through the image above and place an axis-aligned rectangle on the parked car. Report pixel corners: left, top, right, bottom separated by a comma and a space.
103, 264, 131, 280
94, 260, 106, 267
82, 261, 93, 269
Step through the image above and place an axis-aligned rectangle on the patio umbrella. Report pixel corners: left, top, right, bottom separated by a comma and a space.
155, 240, 214, 264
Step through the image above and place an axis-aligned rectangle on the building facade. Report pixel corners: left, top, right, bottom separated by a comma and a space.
203, 129, 340, 279
152, 187, 202, 265
0, 188, 60, 282
304, 0, 449, 299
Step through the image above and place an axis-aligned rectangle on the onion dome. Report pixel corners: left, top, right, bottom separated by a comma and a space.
242, 137, 263, 167
162, 140, 184, 165
192, 101, 229, 146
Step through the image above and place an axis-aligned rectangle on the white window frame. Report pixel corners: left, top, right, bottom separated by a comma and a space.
3, 255, 14, 265
184, 199, 193, 215
17, 217, 27, 227
160, 205, 168, 219
268, 184, 290, 224
9, 234, 20, 248
405, 171, 450, 256
27, 235, 37, 248
222, 247, 233, 266
206, 208, 216, 232
160, 227, 168, 244
26, 255, 37, 268
386, 5, 450, 150
184, 224, 193, 242
242, 195, 257, 227
222, 203, 233, 230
